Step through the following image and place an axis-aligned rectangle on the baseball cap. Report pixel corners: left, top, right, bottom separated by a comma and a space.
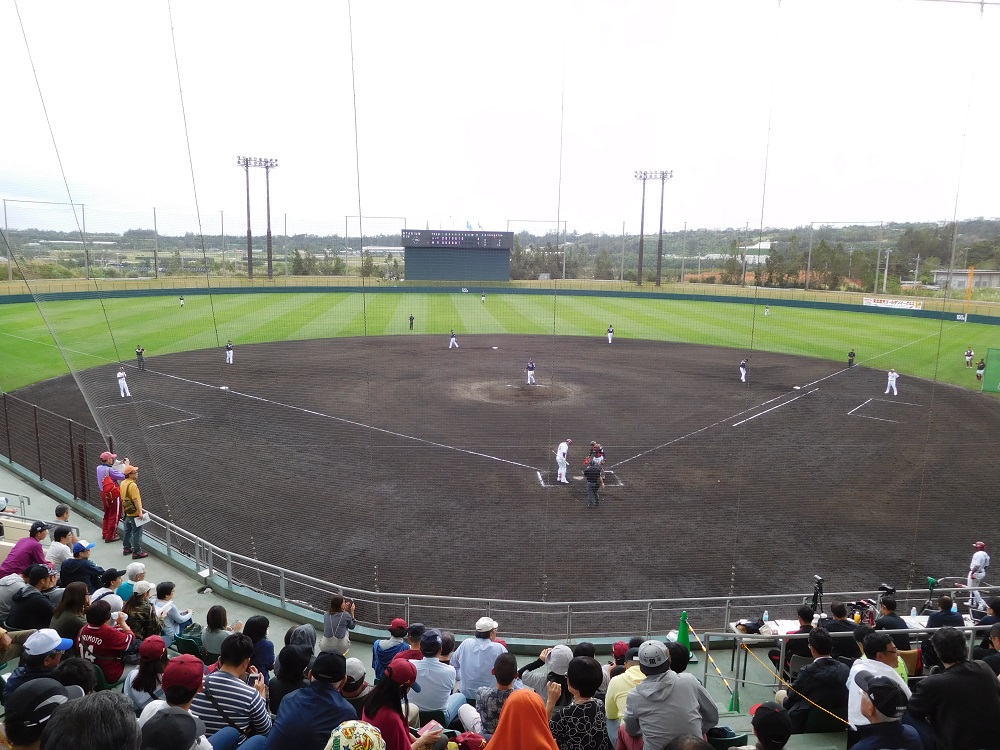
134, 580, 156, 596
139, 635, 167, 662
384, 659, 421, 691
72, 540, 96, 554
420, 628, 443, 656
162, 654, 205, 693
4, 678, 84, 729
327, 721, 386, 750
406, 623, 426, 640
23, 629, 74, 656
750, 702, 793, 748
389, 617, 408, 634
141, 708, 200, 750
311, 652, 347, 683
624, 647, 641, 663
100, 451, 117, 462
566, 438, 573, 445
613, 641, 629, 660
345, 657, 367, 683
27, 564, 55, 585
974, 541, 987, 550
636, 641, 670, 675
854, 671, 908, 719
101, 568, 124, 587
546, 644, 573, 676
475, 616, 499, 632
29, 521, 49, 536
123, 463, 139, 475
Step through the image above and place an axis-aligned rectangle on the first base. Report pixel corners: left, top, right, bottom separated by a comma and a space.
220, 386, 229, 390
793, 386, 801, 390
492, 346, 498, 350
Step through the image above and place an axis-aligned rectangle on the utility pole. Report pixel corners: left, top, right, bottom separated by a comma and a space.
882, 247, 892, 293
152, 207, 160, 279
680, 222, 687, 283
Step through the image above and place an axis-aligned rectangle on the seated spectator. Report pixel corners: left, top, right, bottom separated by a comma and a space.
57, 541, 103, 593
623, 641, 719, 749
767, 606, 814, 677
189, 633, 270, 748
487, 688, 559, 750
115, 561, 146, 601
520, 644, 573, 708
91, 568, 124, 604
779, 628, 849, 734
874, 596, 911, 651
4, 678, 84, 750
125, 635, 168, 712
141, 708, 206, 750
546, 655, 614, 750
0, 522, 51, 578
372, 617, 409, 681
0, 570, 29, 625
49, 581, 88, 644
8, 565, 60, 631
319, 594, 356, 655
138, 654, 212, 750
981, 623, 1000, 676
243, 615, 275, 686
123, 580, 161, 639
439, 631, 456, 666
851, 672, 922, 750
732, 701, 792, 750
54, 505, 71, 524
824, 600, 862, 661
201, 604, 242, 661
409, 628, 466, 726
362, 659, 442, 750
269, 644, 311, 714
606, 647, 646, 743
392, 622, 427, 663
452, 616, 508, 700
50, 657, 98, 695
276, 623, 317, 674
925, 595, 964, 628
38, 689, 140, 750
44, 527, 75, 572
4, 629, 75, 700
267, 652, 357, 750
908, 626, 1000, 750
76, 599, 134, 683
151, 581, 193, 647
846, 632, 910, 733
341, 657, 374, 718
325, 721, 388, 750
457, 652, 519, 738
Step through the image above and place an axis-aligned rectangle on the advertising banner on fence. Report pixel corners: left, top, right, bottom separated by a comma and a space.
863, 297, 923, 310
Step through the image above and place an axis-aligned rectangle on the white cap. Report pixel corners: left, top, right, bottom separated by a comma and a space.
475, 616, 499, 633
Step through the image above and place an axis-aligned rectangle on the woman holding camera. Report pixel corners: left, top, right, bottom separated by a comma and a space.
319, 594, 356, 655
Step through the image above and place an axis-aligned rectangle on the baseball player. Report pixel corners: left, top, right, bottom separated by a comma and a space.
225, 340, 234, 364
965, 348, 975, 368
764, 306, 770, 316
179, 295, 185, 308
449, 330, 458, 349
525, 359, 536, 385
607, 324, 614, 344
848, 349, 856, 368
409, 314, 414, 331
481, 292, 486, 303
117, 367, 131, 398
969, 541, 991, 609
135, 345, 145, 371
885, 368, 898, 396
976, 358, 985, 382
739, 358, 748, 384
552, 438, 572, 484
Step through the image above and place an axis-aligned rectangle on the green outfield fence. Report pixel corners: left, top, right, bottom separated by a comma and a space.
984, 348, 1000, 393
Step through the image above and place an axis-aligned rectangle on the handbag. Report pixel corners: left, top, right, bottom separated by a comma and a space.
203, 679, 254, 747
455, 732, 487, 750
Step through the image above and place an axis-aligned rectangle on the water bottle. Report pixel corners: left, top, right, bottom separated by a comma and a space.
910, 607, 918, 617
762, 610, 769, 623
952, 601, 958, 613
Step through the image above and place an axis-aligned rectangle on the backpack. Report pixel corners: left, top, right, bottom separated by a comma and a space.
101, 471, 121, 507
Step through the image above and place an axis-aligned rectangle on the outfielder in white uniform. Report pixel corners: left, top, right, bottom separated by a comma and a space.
179, 295, 185, 308
225, 340, 234, 364
525, 359, 536, 385
553, 438, 572, 484
449, 330, 458, 349
607, 325, 614, 344
969, 541, 991, 609
117, 368, 131, 398
885, 368, 899, 396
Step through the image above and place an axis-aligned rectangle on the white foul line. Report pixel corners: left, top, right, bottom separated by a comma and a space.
147, 416, 201, 429
847, 398, 872, 416
856, 415, 899, 424
731, 389, 818, 427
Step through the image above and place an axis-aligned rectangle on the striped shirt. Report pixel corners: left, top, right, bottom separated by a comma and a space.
190, 670, 272, 738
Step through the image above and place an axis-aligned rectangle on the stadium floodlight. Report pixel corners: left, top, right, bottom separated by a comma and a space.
635, 170, 674, 287
237, 156, 279, 280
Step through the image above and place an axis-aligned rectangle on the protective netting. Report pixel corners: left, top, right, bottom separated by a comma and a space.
2, 2, 1000, 636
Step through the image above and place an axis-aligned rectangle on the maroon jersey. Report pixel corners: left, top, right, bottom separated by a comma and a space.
77, 623, 134, 682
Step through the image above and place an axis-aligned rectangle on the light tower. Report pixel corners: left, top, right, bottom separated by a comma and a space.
236, 156, 279, 279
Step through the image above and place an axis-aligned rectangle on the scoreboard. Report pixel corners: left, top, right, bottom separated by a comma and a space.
401, 229, 513, 250
403, 229, 512, 281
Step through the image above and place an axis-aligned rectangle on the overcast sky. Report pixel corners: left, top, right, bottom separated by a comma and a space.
1, 0, 997, 238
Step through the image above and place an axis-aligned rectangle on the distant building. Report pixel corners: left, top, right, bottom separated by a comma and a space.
932, 269, 1000, 290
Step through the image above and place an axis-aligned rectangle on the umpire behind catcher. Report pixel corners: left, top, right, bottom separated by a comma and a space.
583, 457, 604, 508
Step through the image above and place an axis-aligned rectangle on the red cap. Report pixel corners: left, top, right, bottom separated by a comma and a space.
390, 617, 407, 630
974, 541, 987, 550
384, 659, 421, 691
613, 641, 629, 659
162, 654, 205, 692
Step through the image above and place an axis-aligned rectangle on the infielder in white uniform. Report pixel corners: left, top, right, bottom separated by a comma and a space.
449, 330, 458, 349
225, 340, 234, 364
117, 367, 131, 397
179, 295, 185, 308
739, 359, 748, 383
607, 325, 614, 344
885, 368, 899, 396
965, 348, 975, 368
969, 541, 991, 609
553, 438, 572, 484
525, 359, 536, 385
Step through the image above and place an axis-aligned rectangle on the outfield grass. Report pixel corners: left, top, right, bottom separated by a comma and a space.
0, 290, 995, 393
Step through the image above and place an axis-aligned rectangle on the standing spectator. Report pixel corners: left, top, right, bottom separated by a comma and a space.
623, 641, 719, 750
8, 565, 60, 631
202, 605, 243, 661
116, 561, 146, 601
779, 628, 849, 734
546, 656, 614, 750
189, 633, 271, 747
968, 541, 991, 610
361, 659, 441, 750
266, 652, 357, 750
57, 541, 104, 592
125, 635, 167, 712
75, 599, 134, 683
0, 521, 51, 578
341, 657, 374, 718
452, 616, 508, 700
44, 527, 76, 572
457, 652, 519, 738
319, 594, 356, 655
123, 581, 161, 639
4, 678, 84, 750
824, 601, 861, 661
135, 345, 146, 371
553, 439, 573, 484
851, 672, 922, 750
244, 615, 275, 686
269, 644, 311, 714
49, 581, 89, 643
605, 648, 646, 742
885, 368, 899, 396
152, 581, 193, 647
487, 688, 559, 750
119, 463, 149, 559
410, 628, 466, 726
926, 596, 964, 628
4, 629, 75, 700
908, 627, 1000, 750
96, 451, 125, 543
372, 618, 409, 681
874, 596, 911, 651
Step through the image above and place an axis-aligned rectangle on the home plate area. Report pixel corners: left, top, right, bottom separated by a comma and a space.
538, 470, 624, 488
